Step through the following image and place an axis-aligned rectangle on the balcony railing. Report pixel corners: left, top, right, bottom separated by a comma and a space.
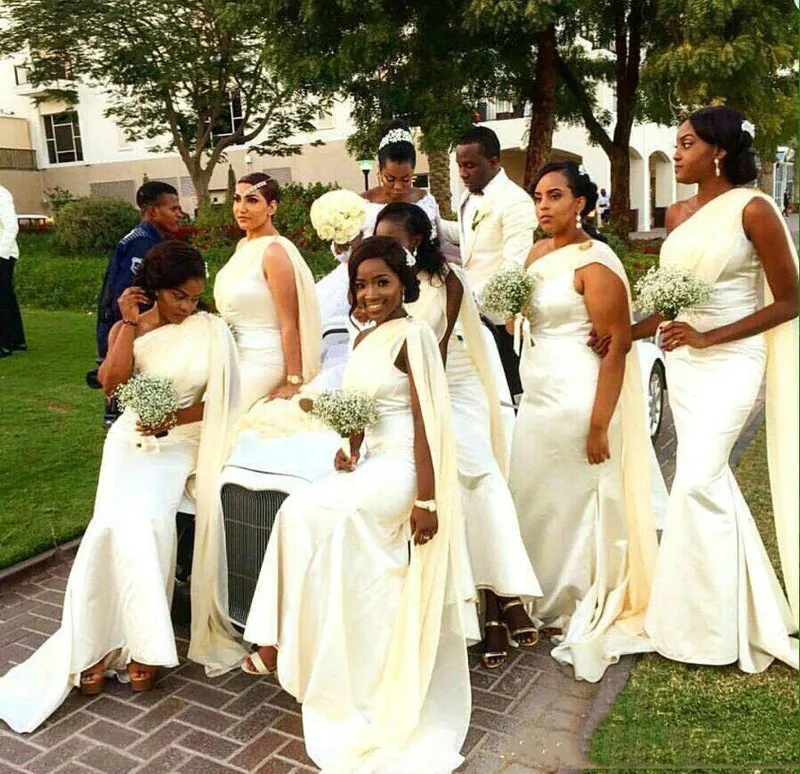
0, 148, 38, 170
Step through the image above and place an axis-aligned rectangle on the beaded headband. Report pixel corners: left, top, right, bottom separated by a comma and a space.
242, 179, 272, 197
379, 128, 414, 150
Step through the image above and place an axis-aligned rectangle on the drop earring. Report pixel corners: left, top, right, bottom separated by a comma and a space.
714, 158, 720, 177
575, 212, 582, 228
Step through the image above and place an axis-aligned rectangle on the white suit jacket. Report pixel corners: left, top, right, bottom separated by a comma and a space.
440, 169, 536, 292
0, 186, 20, 260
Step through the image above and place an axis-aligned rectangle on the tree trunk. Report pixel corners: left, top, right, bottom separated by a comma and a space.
427, 148, 454, 219
758, 149, 776, 196
189, 164, 213, 214
608, 144, 632, 235
523, 25, 558, 191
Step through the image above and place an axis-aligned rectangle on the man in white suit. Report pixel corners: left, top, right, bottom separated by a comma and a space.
440, 126, 536, 395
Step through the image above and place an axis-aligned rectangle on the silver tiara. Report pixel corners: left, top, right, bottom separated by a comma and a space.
741, 120, 755, 139
379, 128, 414, 150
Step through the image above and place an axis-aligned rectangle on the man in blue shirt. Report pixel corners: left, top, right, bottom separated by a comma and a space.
95, 181, 183, 359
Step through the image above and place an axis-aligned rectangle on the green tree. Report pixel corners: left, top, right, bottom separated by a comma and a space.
0, 0, 330, 204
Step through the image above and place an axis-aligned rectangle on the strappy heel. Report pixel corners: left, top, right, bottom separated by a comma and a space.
128, 661, 157, 692
242, 649, 277, 676
501, 599, 539, 647
79, 661, 106, 696
480, 621, 508, 669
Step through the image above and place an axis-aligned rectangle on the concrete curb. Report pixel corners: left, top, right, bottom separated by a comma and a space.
0, 536, 81, 587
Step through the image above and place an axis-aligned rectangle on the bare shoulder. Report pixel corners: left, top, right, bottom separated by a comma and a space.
362, 187, 383, 203
665, 199, 694, 233
742, 194, 780, 228
525, 238, 553, 268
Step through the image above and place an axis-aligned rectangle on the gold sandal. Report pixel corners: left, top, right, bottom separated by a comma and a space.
480, 621, 508, 670
79, 661, 106, 696
128, 661, 157, 692
502, 600, 539, 647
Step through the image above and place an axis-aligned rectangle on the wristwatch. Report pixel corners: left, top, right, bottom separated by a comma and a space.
286, 374, 303, 386
414, 499, 437, 512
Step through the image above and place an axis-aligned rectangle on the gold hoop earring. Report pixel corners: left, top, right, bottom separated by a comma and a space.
714, 158, 721, 177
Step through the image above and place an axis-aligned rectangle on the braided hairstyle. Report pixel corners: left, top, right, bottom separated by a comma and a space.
347, 236, 421, 320
687, 106, 758, 185
374, 202, 448, 284
530, 161, 607, 243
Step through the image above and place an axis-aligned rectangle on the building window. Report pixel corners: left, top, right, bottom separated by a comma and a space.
43, 112, 83, 164
14, 66, 29, 86
212, 90, 244, 139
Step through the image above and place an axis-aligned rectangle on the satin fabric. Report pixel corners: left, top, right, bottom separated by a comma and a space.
645, 188, 799, 671
509, 241, 659, 682
0, 313, 238, 732
214, 234, 322, 410
406, 269, 541, 600
244, 317, 474, 773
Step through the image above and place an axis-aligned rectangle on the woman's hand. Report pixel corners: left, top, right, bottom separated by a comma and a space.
586, 424, 610, 465
504, 317, 516, 336
660, 322, 708, 351
137, 412, 177, 437
118, 286, 149, 324
269, 382, 301, 401
587, 328, 612, 358
334, 448, 360, 472
410, 507, 438, 545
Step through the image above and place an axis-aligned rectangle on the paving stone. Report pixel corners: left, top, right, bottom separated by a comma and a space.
460, 726, 486, 757
0, 734, 42, 765
532, 710, 581, 734
32, 590, 64, 607
81, 719, 143, 749
223, 683, 280, 718
0, 643, 36, 666
50, 763, 97, 774
176, 730, 240, 760
174, 663, 212, 684
128, 721, 193, 760
30, 711, 94, 748
26, 737, 96, 774
271, 714, 302, 739
227, 730, 285, 771
132, 697, 188, 732
218, 671, 261, 695
226, 707, 282, 744
454, 753, 504, 773
264, 691, 300, 717
176, 706, 237, 735
254, 759, 294, 774
550, 695, 592, 719
23, 601, 63, 622
179, 756, 243, 774
471, 688, 513, 714
85, 697, 142, 725
277, 738, 314, 767
134, 746, 191, 774
15, 632, 46, 651
491, 665, 541, 699
77, 745, 139, 774
18, 614, 58, 637
176, 683, 235, 711
470, 708, 529, 737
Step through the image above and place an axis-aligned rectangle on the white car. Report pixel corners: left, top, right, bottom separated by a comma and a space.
200, 319, 667, 627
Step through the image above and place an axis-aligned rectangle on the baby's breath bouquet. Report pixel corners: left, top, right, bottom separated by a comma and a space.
301, 389, 379, 455
479, 264, 537, 321
115, 374, 180, 443
634, 266, 712, 321
310, 190, 367, 246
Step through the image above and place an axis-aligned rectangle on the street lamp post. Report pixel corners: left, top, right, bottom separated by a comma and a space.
358, 158, 375, 192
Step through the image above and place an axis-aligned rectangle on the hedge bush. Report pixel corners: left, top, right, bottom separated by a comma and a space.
54, 197, 140, 254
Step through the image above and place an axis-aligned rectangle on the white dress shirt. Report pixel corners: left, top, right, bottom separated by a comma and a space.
459, 171, 503, 248
0, 186, 20, 260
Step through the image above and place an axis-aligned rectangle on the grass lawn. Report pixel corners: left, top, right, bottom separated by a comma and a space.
0, 309, 105, 569
589, 426, 799, 771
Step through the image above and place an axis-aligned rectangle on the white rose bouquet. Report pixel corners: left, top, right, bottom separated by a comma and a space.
115, 373, 180, 445
634, 266, 712, 321
310, 190, 367, 246
301, 389, 379, 455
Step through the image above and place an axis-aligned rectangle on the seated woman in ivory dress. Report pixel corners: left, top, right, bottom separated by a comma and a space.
0, 243, 240, 732
375, 202, 542, 669
635, 107, 798, 672
241, 236, 476, 773
508, 162, 659, 682
214, 173, 321, 411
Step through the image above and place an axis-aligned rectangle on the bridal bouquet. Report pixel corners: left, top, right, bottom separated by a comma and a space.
634, 266, 712, 321
115, 373, 180, 440
310, 190, 367, 246
479, 264, 536, 321
301, 389, 379, 454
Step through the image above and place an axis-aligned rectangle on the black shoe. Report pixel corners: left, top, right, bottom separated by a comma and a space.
0, 347, 11, 359
11, 343, 27, 352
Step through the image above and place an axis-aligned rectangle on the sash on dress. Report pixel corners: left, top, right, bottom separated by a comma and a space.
660, 187, 799, 626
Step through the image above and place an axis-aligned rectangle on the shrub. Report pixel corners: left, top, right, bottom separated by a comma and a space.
54, 197, 140, 254
193, 203, 241, 250
274, 182, 338, 252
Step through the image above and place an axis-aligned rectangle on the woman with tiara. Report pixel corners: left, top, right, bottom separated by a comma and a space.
639, 107, 798, 672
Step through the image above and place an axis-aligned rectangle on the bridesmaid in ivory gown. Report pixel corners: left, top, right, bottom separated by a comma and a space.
214, 173, 321, 412
509, 162, 659, 682
0, 243, 240, 732
242, 237, 475, 773
637, 107, 799, 671
375, 202, 542, 670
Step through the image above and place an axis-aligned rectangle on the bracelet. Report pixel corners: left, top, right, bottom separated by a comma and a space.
121, 319, 138, 327
414, 499, 436, 512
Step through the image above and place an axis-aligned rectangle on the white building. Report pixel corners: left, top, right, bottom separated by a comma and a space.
0, 54, 691, 231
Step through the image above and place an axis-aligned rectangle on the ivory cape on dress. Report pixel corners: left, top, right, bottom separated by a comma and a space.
645, 188, 799, 672
406, 266, 541, 600
0, 313, 240, 733
243, 316, 475, 774
509, 241, 659, 682
214, 234, 321, 410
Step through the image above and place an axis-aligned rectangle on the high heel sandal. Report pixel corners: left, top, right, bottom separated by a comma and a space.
242, 648, 277, 676
128, 661, 157, 692
79, 662, 106, 696
501, 599, 539, 647
480, 621, 508, 670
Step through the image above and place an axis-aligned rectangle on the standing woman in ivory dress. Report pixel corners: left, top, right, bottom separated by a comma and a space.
242, 236, 475, 773
375, 202, 541, 669
362, 120, 446, 242
509, 162, 659, 682
214, 173, 321, 411
639, 107, 799, 671
0, 243, 240, 732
